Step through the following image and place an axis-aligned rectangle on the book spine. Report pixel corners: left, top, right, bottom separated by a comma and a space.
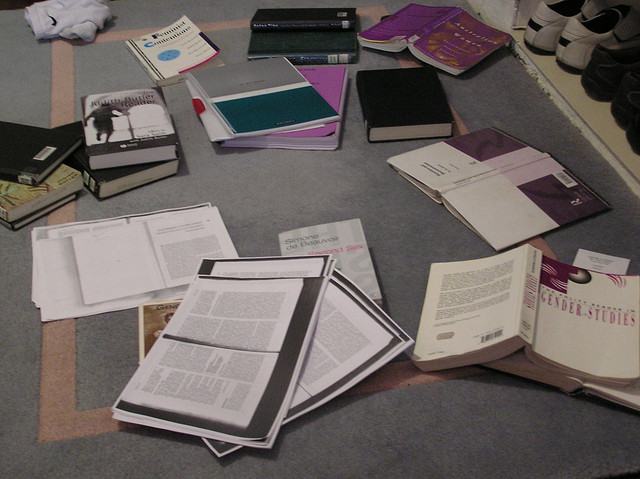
79, 167, 103, 199
254, 53, 358, 65
0, 169, 37, 186
125, 40, 165, 83
251, 21, 355, 31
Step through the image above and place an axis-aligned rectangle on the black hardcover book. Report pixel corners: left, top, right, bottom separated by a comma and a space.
356, 66, 454, 142
248, 30, 359, 65
250, 8, 357, 31
57, 122, 179, 200
0, 120, 82, 186
0, 194, 77, 231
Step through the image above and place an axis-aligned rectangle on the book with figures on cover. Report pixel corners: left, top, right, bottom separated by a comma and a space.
387, 127, 609, 250
413, 243, 640, 412
358, 4, 511, 75
80, 87, 179, 170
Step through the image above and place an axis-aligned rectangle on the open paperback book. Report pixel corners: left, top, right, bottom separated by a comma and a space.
185, 57, 340, 142
112, 255, 335, 449
357, 4, 511, 75
220, 65, 348, 150
412, 244, 640, 391
31, 203, 237, 321
387, 127, 610, 251
191, 256, 413, 457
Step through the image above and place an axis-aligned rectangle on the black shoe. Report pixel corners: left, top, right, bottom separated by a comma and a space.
611, 71, 640, 128
626, 113, 640, 154
582, 43, 640, 101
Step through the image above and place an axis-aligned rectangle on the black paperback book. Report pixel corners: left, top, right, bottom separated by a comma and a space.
356, 66, 455, 142
250, 8, 357, 31
0, 120, 82, 185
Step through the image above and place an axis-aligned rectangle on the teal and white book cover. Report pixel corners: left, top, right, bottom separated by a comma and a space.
189, 57, 339, 137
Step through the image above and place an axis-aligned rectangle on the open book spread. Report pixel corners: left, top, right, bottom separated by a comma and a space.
185, 57, 340, 142
412, 244, 640, 388
193, 256, 413, 456
134, 255, 413, 456
357, 4, 511, 75
113, 257, 333, 449
125, 15, 223, 86
387, 127, 610, 250
31, 203, 238, 321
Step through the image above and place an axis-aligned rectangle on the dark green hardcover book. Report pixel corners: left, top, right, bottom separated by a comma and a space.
248, 30, 359, 64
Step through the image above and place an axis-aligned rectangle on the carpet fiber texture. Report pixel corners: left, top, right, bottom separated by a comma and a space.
2, 1, 640, 478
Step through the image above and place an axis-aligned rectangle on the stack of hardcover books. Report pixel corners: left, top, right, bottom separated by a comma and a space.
73, 87, 181, 200
0, 120, 83, 230
247, 7, 359, 65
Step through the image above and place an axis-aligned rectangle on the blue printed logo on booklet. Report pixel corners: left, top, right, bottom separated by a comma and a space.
157, 50, 181, 61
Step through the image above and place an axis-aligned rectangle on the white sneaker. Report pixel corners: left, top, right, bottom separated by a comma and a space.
556, 5, 640, 71
524, 0, 609, 53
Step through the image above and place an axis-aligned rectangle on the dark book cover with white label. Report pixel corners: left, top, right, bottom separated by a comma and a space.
0, 121, 82, 186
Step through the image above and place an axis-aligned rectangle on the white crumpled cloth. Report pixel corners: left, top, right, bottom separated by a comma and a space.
25, 0, 111, 42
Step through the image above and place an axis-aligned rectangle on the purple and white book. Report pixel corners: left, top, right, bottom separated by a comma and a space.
220, 65, 348, 150
358, 4, 512, 75
387, 127, 609, 250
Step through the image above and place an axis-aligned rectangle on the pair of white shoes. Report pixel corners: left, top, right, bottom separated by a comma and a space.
524, 0, 640, 71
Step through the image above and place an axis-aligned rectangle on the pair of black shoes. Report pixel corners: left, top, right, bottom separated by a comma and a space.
581, 43, 640, 153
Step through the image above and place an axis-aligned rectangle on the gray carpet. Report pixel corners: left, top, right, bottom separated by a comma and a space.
2, 0, 640, 477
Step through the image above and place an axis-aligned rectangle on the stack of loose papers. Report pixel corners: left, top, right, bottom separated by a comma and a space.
31, 203, 238, 322
113, 255, 414, 456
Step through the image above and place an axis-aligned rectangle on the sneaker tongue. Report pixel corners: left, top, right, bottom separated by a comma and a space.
614, 6, 640, 41
581, 0, 608, 19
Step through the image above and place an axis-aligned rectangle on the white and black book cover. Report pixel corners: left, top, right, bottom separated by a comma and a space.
81, 87, 178, 169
